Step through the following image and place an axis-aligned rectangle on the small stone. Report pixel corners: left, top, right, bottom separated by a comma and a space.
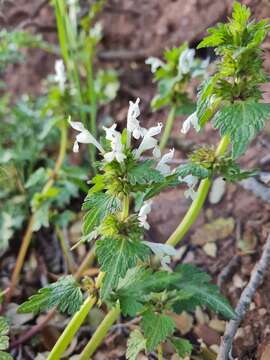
209, 177, 226, 204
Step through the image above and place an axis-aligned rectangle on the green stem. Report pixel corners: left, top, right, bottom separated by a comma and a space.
157, 344, 163, 360
159, 106, 176, 151
47, 296, 96, 360
86, 55, 97, 173
7, 121, 67, 302
79, 303, 121, 360
56, 225, 76, 274
166, 134, 230, 247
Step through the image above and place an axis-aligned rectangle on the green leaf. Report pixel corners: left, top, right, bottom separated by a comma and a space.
0, 352, 13, 360
82, 192, 120, 235
127, 160, 164, 186
126, 329, 146, 360
17, 276, 83, 315
213, 101, 270, 158
142, 309, 175, 351
176, 163, 210, 179
0, 317, 9, 351
116, 267, 182, 316
32, 201, 50, 232
25, 167, 48, 188
173, 264, 236, 319
170, 337, 192, 358
144, 173, 181, 200
96, 237, 150, 300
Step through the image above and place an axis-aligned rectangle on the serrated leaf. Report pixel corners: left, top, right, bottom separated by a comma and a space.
142, 309, 175, 351
176, 163, 210, 179
116, 267, 184, 317
173, 264, 236, 319
0, 317, 9, 352
96, 237, 150, 300
144, 173, 181, 200
25, 167, 47, 188
213, 101, 270, 158
82, 192, 120, 235
170, 337, 193, 357
0, 351, 13, 360
126, 329, 146, 360
127, 160, 164, 186
17, 276, 83, 315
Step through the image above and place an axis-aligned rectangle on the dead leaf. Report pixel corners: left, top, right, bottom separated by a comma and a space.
191, 217, 235, 246
203, 243, 217, 258
170, 311, 193, 335
260, 343, 270, 360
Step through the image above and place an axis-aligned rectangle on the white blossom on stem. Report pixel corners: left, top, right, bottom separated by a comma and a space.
138, 201, 152, 230
127, 98, 146, 146
54, 60, 66, 93
156, 149, 175, 176
178, 48, 195, 75
178, 174, 198, 200
145, 57, 165, 73
69, 118, 104, 154
181, 112, 200, 134
103, 124, 126, 163
135, 123, 163, 158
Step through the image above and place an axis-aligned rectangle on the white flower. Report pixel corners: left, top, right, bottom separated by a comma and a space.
103, 124, 126, 163
178, 174, 198, 200
90, 22, 102, 42
178, 48, 195, 75
135, 123, 163, 158
145, 57, 165, 73
138, 201, 152, 230
69, 118, 104, 153
153, 145, 161, 159
181, 112, 200, 134
126, 98, 146, 146
54, 60, 66, 93
143, 241, 177, 270
156, 149, 175, 176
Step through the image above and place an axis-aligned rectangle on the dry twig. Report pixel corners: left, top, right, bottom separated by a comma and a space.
218, 232, 270, 360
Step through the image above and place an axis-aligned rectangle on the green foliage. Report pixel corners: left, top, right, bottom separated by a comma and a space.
215, 156, 257, 181
17, 276, 83, 315
141, 309, 175, 351
213, 101, 270, 158
82, 192, 120, 236
126, 330, 146, 360
176, 163, 210, 179
127, 160, 164, 186
172, 264, 236, 319
170, 337, 193, 358
0, 30, 52, 72
0, 317, 13, 359
96, 237, 150, 299
149, 43, 208, 111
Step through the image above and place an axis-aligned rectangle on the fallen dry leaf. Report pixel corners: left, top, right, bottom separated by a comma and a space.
191, 217, 235, 246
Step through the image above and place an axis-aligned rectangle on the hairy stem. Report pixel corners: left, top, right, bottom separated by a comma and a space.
75, 247, 96, 279
157, 344, 163, 360
79, 303, 121, 360
166, 134, 230, 247
47, 296, 97, 360
56, 225, 76, 274
7, 121, 67, 301
159, 106, 176, 151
